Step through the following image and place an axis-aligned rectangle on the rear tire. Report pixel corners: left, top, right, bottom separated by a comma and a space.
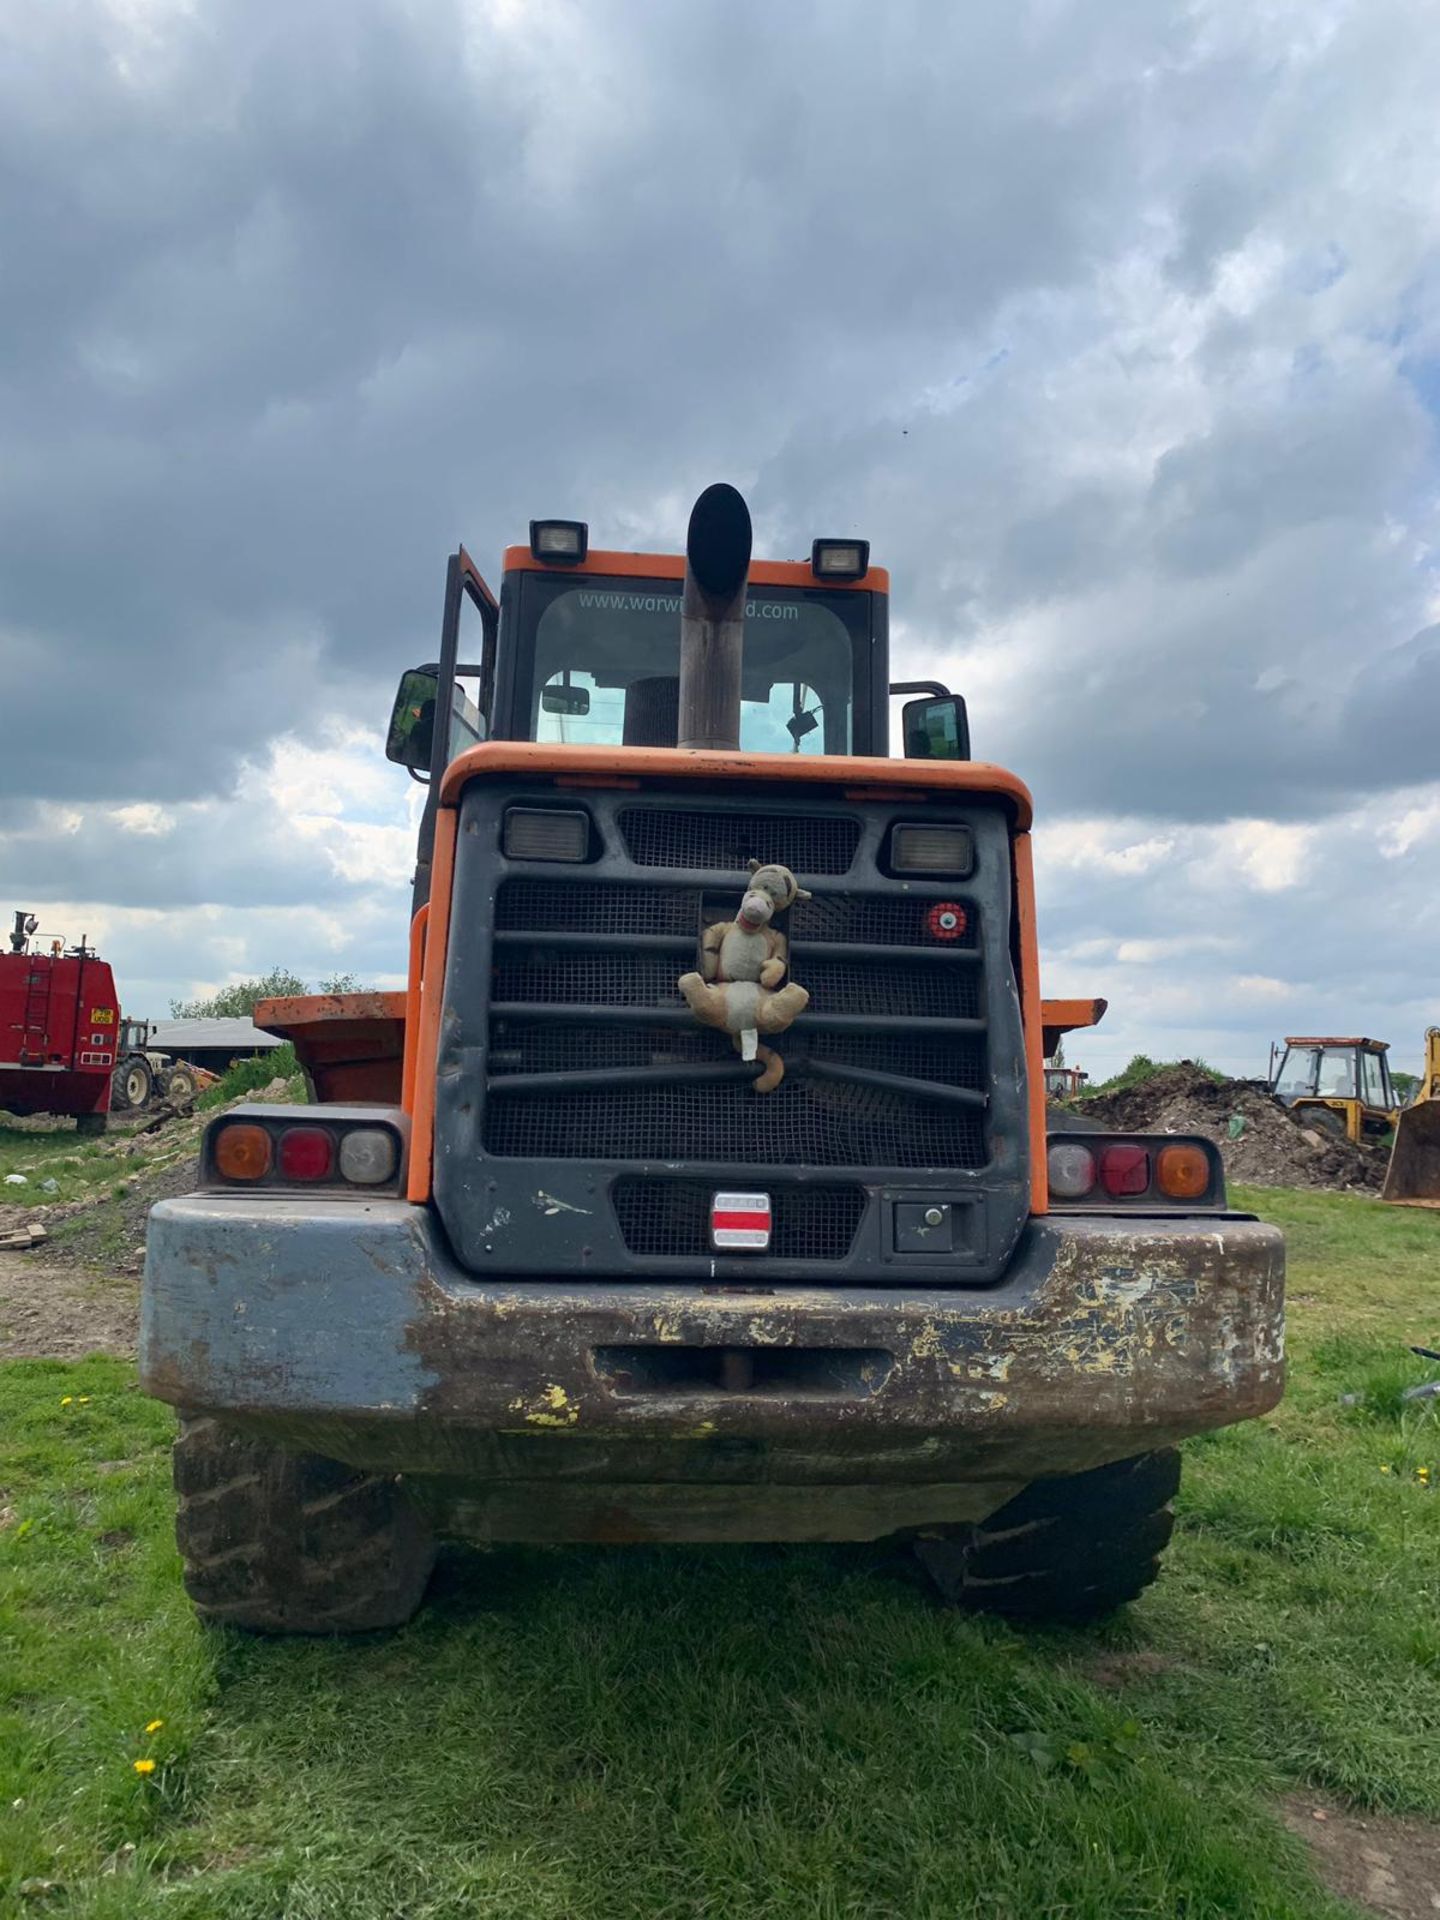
173, 1416, 436, 1634
162, 1065, 198, 1109
913, 1449, 1181, 1622
112, 1056, 152, 1112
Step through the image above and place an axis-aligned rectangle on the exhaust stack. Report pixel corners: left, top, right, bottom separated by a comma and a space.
678, 483, 752, 751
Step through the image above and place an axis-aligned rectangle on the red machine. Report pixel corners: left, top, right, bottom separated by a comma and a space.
0, 911, 121, 1133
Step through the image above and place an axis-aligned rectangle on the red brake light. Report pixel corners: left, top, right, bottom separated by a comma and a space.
1099, 1144, 1151, 1196
278, 1126, 335, 1182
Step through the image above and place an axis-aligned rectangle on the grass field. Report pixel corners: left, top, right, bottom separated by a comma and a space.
3, 1187, 1438, 1917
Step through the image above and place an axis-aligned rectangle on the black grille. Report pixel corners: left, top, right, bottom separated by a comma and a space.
487, 1021, 987, 1091
496, 879, 697, 937
619, 808, 859, 875
613, 1179, 866, 1260
489, 1019, 719, 1076
493, 949, 683, 1007
485, 1078, 984, 1168
800, 957, 980, 1021
801, 1030, 986, 1090
792, 893, 978, 949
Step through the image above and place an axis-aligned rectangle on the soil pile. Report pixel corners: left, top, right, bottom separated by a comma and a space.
1072, 1063, 1386, 1192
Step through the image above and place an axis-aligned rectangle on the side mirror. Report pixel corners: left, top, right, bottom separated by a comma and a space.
902, 693, 970, 761
386, 668, 439, 773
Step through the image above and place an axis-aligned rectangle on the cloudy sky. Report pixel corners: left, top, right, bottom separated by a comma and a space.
2, 0, 1437, 1078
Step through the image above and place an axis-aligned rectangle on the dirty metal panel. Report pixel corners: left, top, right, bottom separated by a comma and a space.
143, 1197, 1283, 1488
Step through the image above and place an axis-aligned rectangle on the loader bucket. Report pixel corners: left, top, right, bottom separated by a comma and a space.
1382, 1100, 1440, 1207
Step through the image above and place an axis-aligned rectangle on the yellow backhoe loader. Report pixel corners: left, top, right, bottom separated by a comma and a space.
1383, 1027, 1440, 1208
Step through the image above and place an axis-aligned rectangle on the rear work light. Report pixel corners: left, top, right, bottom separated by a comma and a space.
206, 1107, 404, 1195
1046, 1133, 1224, 1210
503, 806, 589, 862
811, 538, 870, 580
890, 822, 975, 875
529, 519, 588, 564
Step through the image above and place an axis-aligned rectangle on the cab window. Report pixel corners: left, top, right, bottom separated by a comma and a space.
513, 574, 868, 755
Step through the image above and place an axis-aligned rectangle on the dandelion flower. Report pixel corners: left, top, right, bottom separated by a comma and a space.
133, 1759, 156, 1776
1380, 1465, 1392, 1474
77, 1396, 91, 1405
60, 1397, 73, 1407
145, 1720, 164, 1735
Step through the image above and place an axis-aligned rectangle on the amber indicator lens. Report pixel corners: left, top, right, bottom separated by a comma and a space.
278, 1126, 335, 1182
213, 1123, 273, 1183
1157, 1142, 1211, 1199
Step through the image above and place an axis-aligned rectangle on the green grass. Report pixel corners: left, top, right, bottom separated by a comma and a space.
0, 1120, 136, 1210
4, 1191, 1439, 1916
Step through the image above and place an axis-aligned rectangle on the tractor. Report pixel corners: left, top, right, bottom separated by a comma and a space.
1269, 1034, 1399, 1144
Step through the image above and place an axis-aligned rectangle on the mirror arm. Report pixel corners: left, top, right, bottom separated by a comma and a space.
890, 679, 951, 698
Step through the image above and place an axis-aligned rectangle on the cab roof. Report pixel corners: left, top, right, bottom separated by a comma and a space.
502, 546, 890, 594
1283, 1036, 1389, 1051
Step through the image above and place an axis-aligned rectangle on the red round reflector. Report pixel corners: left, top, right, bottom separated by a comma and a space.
278, 1126, 335, 1182
926, 902, 968, 941
1099, 1144, 1151, 1197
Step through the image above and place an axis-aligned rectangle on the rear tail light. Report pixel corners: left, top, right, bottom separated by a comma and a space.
278, 1126, 335, 1182
339, 1128, 400, 1186
206, 1108, 406, 1195
213, 1123, 272, 1183
1047, 1141, 1097, 1200
1156, 1142, 1211, 1199
1046, 1133, 1224, 1210
1099, 1144, 1151, 1196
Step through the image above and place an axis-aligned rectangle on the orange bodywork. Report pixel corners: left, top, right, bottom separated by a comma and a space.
255, 992, 407, 1104
1041, 997, 1108, 1061
439, 741, 1033, 824
502, 546, 890, 596
402, 742, 1050, 1212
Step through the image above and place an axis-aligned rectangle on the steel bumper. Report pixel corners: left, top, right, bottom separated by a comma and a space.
141, 1196, 1284, 1542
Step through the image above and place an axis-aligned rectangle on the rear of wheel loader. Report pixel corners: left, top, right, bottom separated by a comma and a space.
1383, 1028, 1440, 1208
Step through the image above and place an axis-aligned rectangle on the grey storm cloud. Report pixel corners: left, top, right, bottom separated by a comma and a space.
1, 0, 1439, 1045
0, 0, 1266, 808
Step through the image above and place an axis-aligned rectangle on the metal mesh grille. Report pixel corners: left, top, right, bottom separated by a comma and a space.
619, 808, 859, 875
492, 949, 682, 1007
802, 1031, 986, 1090
792, 893, 978, 949
488, 1019, 719, 1076
484, 1078, 984, 1167
496, 880, 698, 937
488, 1021, 987, 1091
612, 1179, 866, 1260
800, 957, 980, 1020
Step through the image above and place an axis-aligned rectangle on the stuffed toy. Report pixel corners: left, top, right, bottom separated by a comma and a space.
677, 861, 811, 1092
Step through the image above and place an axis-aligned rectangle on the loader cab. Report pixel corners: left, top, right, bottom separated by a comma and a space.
386, 517, 970, 907
1271, 1035, 1399, 1143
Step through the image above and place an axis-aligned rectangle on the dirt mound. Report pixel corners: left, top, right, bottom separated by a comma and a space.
1074, 1063, 1386, 1192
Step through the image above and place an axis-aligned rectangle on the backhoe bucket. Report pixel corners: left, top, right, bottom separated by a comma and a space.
1382, 1100, 1440, 1207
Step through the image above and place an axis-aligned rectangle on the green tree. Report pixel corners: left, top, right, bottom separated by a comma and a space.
170, 968, 312, 1019
171, 969, 369, 1018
